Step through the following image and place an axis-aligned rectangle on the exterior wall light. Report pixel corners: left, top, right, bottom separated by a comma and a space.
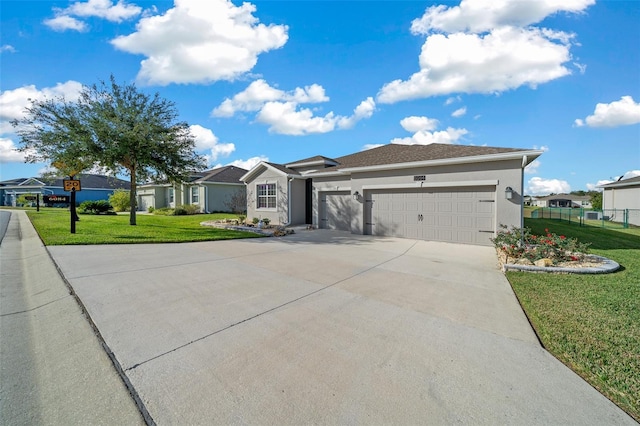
353, 190, 360, 200
505, 186, 514, 200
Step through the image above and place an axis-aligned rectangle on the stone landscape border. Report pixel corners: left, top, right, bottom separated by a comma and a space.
503, 255, 620, 274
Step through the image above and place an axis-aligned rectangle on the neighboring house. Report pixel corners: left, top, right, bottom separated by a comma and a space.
532, 194, 592, 208
137, 165, 247, 213
241, 143, 543, 246
523, 195, 538, 206
0, 174, 130, 206
599, 176, 640, 226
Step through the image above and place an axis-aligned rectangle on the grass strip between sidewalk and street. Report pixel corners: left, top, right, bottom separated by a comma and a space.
508, 219, 639, 421
22, 208, 262, 245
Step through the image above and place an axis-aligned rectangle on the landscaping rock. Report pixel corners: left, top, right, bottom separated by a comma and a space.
534, 258, 553, 267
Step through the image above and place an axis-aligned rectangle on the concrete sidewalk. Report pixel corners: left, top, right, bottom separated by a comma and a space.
0, 210, 144, 425
48, 227, 636, 424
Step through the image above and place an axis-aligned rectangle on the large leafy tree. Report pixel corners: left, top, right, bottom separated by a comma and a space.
13, 75, 206, 225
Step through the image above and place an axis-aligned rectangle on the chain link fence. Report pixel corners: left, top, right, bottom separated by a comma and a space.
529, 207, 640, 229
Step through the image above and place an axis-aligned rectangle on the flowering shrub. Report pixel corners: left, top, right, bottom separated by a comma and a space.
491, 225, 590, 264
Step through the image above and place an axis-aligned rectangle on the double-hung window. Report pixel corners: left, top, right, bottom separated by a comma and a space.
257, 183, 276, 209
191, 186, 199, 203
168, 188, 174, 204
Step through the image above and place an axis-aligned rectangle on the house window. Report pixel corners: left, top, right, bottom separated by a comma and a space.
191, 186, 199, 203
168, 188, 174, 204
257, 183, 276, 209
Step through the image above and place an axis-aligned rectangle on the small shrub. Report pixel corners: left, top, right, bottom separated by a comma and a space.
109, 189, 132, 212
173, 204, 200, 216
238, 215, 246, 224
262, 218, 270, 226
79, 200, 113, 215
153, 207, 175, 216
147, 206, 155, 213
252, 217, 260, 224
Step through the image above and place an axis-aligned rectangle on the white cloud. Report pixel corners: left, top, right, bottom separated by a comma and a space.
410, 0, 594, 34
44, 15, 88, 32
378, 27, 573, 103
0, 137, 26, 163
0, 82, 85, 160
215, 155, 268, 171
0, 81, 84, 124
452, 107, 467, 117
111, 0, 288, 85
362, 143, 385, 151
378, 0, 593, 104
212, 79, 328, 117
623, 170, 640, 179
67, 0, 142, 22
533, 145, 550, 152
44, 0, 141, 32
189, 124, 235, 164
575, 96, 640, 128
256, 102, 338, 135
392, 115, 467, 145
391, 127, 469, 145
444, 96, 461, 105
524, 159, 541, 174
527, 177, 570, 195
215, 80, 375, 135
337, 97, 376, 129
400, 116, 439, 132
1, 45, 16, 53
586, 180, 612, 191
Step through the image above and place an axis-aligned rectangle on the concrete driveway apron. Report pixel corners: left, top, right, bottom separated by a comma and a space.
48, 230, 635, 425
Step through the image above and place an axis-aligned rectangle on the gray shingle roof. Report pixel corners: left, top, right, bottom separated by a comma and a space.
265, 162, 301, 176
196, 166, 248, 184
600, 175, 640, 187
329, 143, 528, 170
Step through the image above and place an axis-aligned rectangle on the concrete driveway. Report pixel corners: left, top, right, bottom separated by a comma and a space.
48, 229, 634, 425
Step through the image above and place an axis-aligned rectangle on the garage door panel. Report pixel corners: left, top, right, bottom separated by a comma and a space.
368, 186, 495, 246
457, 201, 474, 213
438, 202, 452, 212
478, 202, 494, 213
457, 216, 474, 228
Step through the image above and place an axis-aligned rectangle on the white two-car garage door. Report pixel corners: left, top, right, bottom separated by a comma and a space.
365, 186, 496, 245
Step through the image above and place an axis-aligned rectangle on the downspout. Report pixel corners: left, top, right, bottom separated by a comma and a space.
284, 177, 293, 226
521, 155, 527, 246
244, 182, 249, 219
204, 185, 209, 214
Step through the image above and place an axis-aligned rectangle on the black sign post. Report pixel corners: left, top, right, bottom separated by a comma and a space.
63, 178, 82, 234
70, 189, 77, 234
37, 194, 40, 212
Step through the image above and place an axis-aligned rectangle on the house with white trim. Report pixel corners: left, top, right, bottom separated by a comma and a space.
137, 165, 247, 213
241, 143, 543, 246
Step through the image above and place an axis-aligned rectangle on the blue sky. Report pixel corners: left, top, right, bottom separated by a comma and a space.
1, 0, 639, 195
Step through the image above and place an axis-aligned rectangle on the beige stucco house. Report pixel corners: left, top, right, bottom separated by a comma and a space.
137, 166, 247, 213
241, 144, 543, 246
599, 175, 640, 226
531, 194, 592, 208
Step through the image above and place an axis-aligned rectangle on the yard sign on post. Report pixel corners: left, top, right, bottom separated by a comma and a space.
63, 178, 81, 234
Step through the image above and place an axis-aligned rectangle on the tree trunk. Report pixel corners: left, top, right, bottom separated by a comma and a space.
129, 172, 137, 226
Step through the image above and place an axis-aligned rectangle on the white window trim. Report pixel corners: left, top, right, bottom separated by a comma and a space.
256, 182, 277, 210
191, 186, 199, 204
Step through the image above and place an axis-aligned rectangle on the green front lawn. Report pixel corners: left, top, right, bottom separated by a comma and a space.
509, 219, 640, 421
23, 208, 262, 245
